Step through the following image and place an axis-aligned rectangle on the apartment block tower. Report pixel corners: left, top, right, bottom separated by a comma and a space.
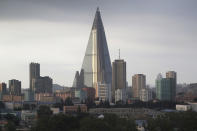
9, 79, 21, 95
156, 71, 177, 101
0, 82, 7, 95
112, 59, 127, 102
166, 71, 176, 101
29, 62, 52, 94
132, 74, 146, 98
30, 62, 40, 92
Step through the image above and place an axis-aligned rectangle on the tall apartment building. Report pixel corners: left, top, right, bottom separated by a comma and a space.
112, 59, 126, 102
32, 76, 53, 93
30, 62, 40, 91
132, 74, 146, 98
166, 71, 176, 101
156, 72, 176, 101
139, 88, 152, 102
30, 62, 53, 94
166, 71, 177, 81
0, 82, 7, 94
9, 79, 21, 95
96, 82, 111, 102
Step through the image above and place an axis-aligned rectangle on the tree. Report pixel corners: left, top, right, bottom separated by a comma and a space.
146, 111, 197, 131
0, 101, 5, 109
30, 104, 36, 110
5, 121, 16, 131
33, 106, 53, 131
64, 97, 74, 106
85, 97, 96, 108
4, 113, 19, 126
80, 117, 110, 131
77, 105, 81, 113
23, 104, 30, 110
52, 103, 63, 110
37, 105, 52, 119
33, 114, 80, 131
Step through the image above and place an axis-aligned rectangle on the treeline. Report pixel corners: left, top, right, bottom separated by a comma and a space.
52, 97, 177, 110
146, 111, 197, 131
32, 105, 138, 131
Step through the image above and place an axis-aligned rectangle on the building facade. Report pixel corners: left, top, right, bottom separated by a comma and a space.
139, 88, 152, 102
81, 87, 96, 101
96, 82, 111, 101
9, 79, 21, 95
74, 89, 87, 102
112, 59, 126, 102
166, 71, 177, 81
30, 62, 40, 92
156, 73, 176, 101
132, 74, 146, 98
115, 88, 126, 103
64, 104, 88, 113
72, 8, 112, 100
0, 82, 7, 94
22, 89, 34, 101
55, 91, 72, 101
166, 71, 176, 101
32, 76, 53, 93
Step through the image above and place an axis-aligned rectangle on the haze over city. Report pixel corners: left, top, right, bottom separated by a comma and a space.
0, 0, 197, 88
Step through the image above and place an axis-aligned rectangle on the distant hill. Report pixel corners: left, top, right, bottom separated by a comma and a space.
53, 84, 70, 92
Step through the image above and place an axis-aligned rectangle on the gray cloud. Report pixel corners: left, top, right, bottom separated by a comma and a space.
0, 0, 197, 88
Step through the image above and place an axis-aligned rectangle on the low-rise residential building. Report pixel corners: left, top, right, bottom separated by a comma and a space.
21, 110, 36, 127
188, 102, 197, 112
89, 108, 162, 119
96, 83, 111, 102
2, 94, 23, 102
75, 89, 87, 102
22, 89, 34, 101
139, 88, 152, 102
115, 88, 126, 103
51, 107, 60, 114
35, 93, 60, 103
64, 104, 87, 113
81, 87, 95, 101
176, 104, 191, 111
55, 91, 72, 101
4, 102, 23, 110
176, 92, 196, 102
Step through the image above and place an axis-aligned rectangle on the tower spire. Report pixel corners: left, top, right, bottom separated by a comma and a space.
97, 7, 99, 12
75, 8, 112, 88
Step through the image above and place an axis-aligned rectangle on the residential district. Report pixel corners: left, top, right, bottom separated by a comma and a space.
0, 8, 197, 131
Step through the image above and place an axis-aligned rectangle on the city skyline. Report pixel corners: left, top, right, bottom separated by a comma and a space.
0, 0, 197, 88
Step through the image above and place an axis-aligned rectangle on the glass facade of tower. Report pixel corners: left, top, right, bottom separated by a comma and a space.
74, 8, 112, 89
156, 78, 176, 101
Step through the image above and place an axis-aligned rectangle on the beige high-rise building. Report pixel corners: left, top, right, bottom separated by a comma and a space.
132, 74, 146, 98
0, 82, 7, 94
166, 71, 177, 101
112, 59, 126, 102
166, 71, 177, 81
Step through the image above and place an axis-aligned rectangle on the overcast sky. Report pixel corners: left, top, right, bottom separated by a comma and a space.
0, 0, 197, 88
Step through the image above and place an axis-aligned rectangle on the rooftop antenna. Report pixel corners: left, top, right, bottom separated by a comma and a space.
96, 0, 100, 11
119, 49, 120, 59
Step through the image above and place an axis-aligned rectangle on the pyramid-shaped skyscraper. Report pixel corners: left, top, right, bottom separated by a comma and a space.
73, 8, 112, 89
